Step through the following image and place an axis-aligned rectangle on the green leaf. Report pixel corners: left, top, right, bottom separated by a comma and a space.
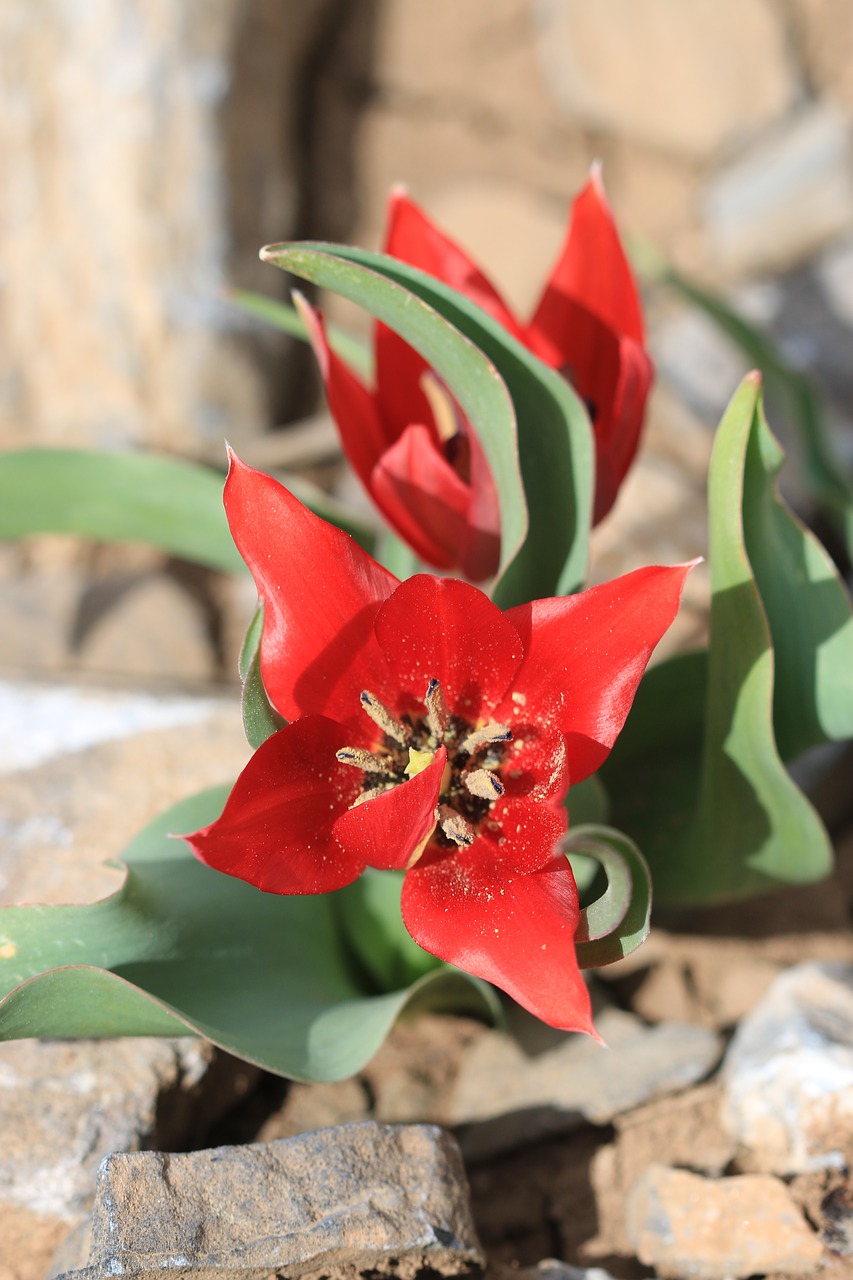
0, 786, 499, 1081
741, 401, 853, 758
567, 826, 652, 968
0, 449, 245, 573
241, 649, 286, 749
333, 870, 443, 992
261, 242, 594, 604
603, 376, 835, 906
237, 604, 286, 749
230, 288, 373, 381
656, 264, 853, 560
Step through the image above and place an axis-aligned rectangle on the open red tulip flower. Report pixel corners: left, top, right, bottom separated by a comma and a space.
185, 454, 692, 1035
384, 166, 653, 525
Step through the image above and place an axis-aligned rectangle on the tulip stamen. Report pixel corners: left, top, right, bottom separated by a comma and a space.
464, 768, 505, 800
336, 746, 394, 774
459, 721, 512, 755
425, 677, 449, 741
360, 690, 410, 744
437, 804, 474, 847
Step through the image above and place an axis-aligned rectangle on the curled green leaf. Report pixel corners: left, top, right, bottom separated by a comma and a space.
566, 824, 652, 968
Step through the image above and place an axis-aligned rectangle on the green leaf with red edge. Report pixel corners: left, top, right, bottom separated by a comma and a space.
0, 786, 499, 1081
603, 375, 844, 905
260, 241, 594, 605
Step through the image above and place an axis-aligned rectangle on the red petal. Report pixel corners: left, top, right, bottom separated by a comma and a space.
383, 187, 523, 336
402, 845, 595, 1034
297, 296, 392, 489
332, 746, 445, 871
528, 295, 654, 523
224, 453, 397, 727
370, 424, 473, 570
500, 564, 693, 784
373, 575, 523, 722
373, 323, 441, 444
183, 716, 364, 894
591, 336, 655, 523
528, 167, 645, 356
460, 422, 502, 582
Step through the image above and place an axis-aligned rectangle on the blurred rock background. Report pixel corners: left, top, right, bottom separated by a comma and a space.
1, 0, 852, 678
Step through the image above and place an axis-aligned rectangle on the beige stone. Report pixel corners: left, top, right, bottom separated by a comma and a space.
533, 0, 798, 159
790, 0, 853, 109
627, 1165, 823, 1278
421, 181, 570, 320
0, 1, 325, 455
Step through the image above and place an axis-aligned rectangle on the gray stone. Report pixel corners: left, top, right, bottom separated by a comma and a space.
58, 1122, 485, 1280
721, 962, 853, 1174
703, 103, 853, 275
451, 1008, 721, 1159
626, 1164, 823, 1279
0, 1038, 247, 1280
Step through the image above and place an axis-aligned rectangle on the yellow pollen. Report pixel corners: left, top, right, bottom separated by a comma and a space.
405, 747, 435, 778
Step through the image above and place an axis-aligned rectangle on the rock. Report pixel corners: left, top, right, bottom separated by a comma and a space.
627, 1164, 823, 1278
0, 1039, 237, 1280
703, 103, 853, 276
418, 181, 570, 321
0, 0, 331, 456
818, 233, 853, 327
57, 1122, 485, 1280
790, 0, 853, 109
450, 1007, 721, 1159
533, 0, 796, 159
490, 1262, 622, 1280
586, 1084, 735, 1259
0, 679, 248, 904
820, 1182, 853, 1257
721, 962, 853, 1174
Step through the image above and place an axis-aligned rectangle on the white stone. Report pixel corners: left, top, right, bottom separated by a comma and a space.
703, 104, 853, 275
533, 0, 797, 159
0, 680, 224, 776
721, 962, 853, 1174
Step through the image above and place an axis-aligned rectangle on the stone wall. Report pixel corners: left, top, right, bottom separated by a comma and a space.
2, 0, 852, 458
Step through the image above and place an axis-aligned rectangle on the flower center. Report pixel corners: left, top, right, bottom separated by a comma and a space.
336, 678, 511, 851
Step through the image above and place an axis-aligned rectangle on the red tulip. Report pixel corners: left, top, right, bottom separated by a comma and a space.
297, 294, 501, 583
185, 454, 691, 1033
384, 166, 653, 524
